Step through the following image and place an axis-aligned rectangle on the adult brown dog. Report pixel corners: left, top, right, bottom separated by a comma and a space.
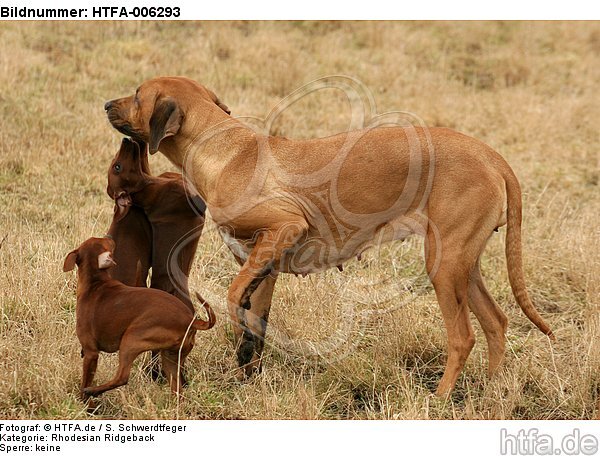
105, 76, 554, 396
63, 237, 215, 400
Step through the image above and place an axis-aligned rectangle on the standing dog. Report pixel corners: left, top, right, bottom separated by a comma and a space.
63, 237, 216, 400
105, 76, 553, 396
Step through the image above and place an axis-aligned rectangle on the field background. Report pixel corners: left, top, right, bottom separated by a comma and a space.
0, 21, 598, 419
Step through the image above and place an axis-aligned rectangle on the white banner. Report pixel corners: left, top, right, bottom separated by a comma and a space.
0, 0, 598, 20
0, 420, 599, 456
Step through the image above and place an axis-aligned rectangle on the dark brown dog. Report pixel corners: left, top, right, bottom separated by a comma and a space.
106, 204, 152, 287
105, 204, 161, 381
107, 137, 206, 311
106, 137, 205, 382
63, 237, 216, 399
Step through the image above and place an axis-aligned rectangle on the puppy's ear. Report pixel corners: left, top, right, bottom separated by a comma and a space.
207, 88, 231, 115
133, 139, 151, 175
111, 191, 132, 223
149, 97, 182, 154
97, 251, 116, 270
63, 249, 78, 272
111, 201, 129, 224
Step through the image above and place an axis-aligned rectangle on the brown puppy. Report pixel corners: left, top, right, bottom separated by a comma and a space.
106, 204, 152, 287
107, 137, 206, 310
63, 237, 216, 400
105, 76, 554, 396
105, 204, 158, 381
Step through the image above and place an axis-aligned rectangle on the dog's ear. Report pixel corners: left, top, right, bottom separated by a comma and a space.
111, 189, 133, 223
63, 249, 78, 272
216, 100, 230, 115
207, 89, 231, 115
97, 251, 116, 270
149, 97, 182, 154
111, 201, 129, 224
133, 139, 151, 175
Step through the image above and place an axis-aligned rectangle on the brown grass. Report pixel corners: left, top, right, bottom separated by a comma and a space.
0, 21, 598, 419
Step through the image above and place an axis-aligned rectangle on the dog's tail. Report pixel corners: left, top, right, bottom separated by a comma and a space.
504, 168, 555, 340
192, 292, 216, 330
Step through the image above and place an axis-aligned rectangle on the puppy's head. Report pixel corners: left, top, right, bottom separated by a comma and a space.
107, 137, 149, 221
104, 76, 231, 155
63, 237, 117, 273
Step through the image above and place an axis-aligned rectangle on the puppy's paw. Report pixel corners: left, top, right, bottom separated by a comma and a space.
82, 387, 99, 397
241, 297, 252, 310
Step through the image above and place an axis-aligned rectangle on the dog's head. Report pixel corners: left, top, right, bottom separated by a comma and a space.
106, 137, 150, 221
104, 76, 230, 155
63, 237, 117, 273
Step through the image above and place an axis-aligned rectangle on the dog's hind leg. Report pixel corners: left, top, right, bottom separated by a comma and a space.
83, 343, 144, 397
161, 347, 191, 395
425, 229, 475, 397
468, 258, 508, 376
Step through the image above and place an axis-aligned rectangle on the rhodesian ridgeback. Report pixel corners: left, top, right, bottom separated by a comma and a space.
63, 237, 216, 401
105, 76, 554, 396
106, 137, 206, 382
106, 204, 152, 288
107, 137, 206, 310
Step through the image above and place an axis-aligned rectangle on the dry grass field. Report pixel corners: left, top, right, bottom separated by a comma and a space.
0, 21, 598, 419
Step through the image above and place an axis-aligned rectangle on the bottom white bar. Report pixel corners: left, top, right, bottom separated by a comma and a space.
0, 420, 598, 456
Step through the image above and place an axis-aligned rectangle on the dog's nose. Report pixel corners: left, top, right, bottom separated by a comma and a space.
104, 101, 113, 111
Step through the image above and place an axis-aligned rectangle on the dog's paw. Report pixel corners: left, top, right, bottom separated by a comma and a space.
241, 297, 252, 310
82, 387, 99, 397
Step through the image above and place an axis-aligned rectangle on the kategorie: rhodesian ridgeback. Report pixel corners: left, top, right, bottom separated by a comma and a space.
105, 76, 554, 396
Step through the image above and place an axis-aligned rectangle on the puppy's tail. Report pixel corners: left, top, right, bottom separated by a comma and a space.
192, 292, 216, 330
504, 168, 555, 340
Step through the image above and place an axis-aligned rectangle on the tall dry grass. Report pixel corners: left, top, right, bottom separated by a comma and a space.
0, 21, 598, 419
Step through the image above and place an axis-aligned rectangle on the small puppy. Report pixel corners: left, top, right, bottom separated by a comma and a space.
107, 137, 206, 382
63, 237, 215, 400
107, 137, 205, 311
106, 204, 152, 287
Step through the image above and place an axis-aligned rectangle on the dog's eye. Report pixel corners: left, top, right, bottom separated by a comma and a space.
113, 163, 122, 173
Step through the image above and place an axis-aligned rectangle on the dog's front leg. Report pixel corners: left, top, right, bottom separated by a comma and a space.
80, 349, 99, 409
228, 222, 306, 379
238, 275, 277, 377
